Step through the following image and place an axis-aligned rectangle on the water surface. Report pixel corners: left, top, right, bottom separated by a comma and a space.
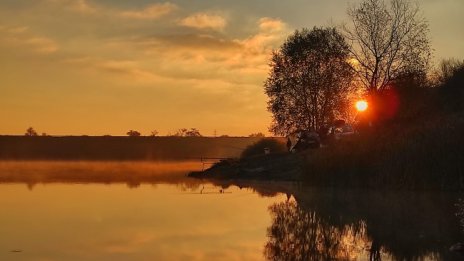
0, 161, 463, 260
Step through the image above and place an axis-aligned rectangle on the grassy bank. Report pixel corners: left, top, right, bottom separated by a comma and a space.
303, 71, 464, 190
303, 116, 464, 190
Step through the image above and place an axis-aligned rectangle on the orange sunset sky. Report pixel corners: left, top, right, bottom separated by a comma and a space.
1, 0, 463, 136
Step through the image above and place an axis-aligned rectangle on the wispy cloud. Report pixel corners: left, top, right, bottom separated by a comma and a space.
45, 0, 97, 14
120, 2, 177, 20
258, 17, 287, 33
0, 26, 59, 54
178, 13, 227, 30
240, 17, 289, 53
63, 57, 168, 84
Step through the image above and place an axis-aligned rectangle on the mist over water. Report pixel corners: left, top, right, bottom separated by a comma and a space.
0, 161, 204, 189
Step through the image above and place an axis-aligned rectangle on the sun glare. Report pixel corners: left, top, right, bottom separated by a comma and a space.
355, 100, 368, 112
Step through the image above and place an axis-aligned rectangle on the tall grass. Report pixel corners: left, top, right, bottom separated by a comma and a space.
303, 114, 464, 190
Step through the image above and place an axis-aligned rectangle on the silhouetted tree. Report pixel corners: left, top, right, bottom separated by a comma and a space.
185, 128, 201, 137
126, 130, 141, 137
265, 27, 354, 135
174, 128, 202, 137
174, 128, 187, 137
344, 0, 431, 93
25, 127, 38, 136
150, 130, 159, 137
435, 58, 464, 86
248, 132, 265, 138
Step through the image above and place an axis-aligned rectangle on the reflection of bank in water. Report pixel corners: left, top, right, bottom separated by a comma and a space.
208, 180, 464, 261
272, 189, 464, 261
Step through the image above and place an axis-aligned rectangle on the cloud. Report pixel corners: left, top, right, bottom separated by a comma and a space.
178, 13, 226, 30
72, 0, 96, 14
97, 60, 153, 77
120, 2, 177, 20
24, 37, 59, 53
135, 33, 241, 51
45, 0, 96, 14
258, 17, 286, 33
235, 17, 288, 61
95, 17, 289, 87
0, 26, 59, 54
63, 57, 173, 85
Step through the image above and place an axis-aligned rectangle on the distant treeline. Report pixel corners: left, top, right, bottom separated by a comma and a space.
0, 136, 267, 161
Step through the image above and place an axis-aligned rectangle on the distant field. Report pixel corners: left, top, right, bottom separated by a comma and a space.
0, 136, 276, 161
0, 161, 204, 188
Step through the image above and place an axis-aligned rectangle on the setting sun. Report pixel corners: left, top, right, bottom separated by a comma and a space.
355, 100, 368, 112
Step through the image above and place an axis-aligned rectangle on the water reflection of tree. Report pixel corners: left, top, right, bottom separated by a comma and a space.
262, 188, 464, 261
456, 199, 464, 232
265, 200, 369, 261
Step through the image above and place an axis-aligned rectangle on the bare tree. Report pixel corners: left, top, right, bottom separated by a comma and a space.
25, 127, 38, 136
344, 0, 431, 93
185, 128, 201, 137
174, 128, 202, 137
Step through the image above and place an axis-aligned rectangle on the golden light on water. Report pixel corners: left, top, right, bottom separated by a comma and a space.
355, 100, 368, 112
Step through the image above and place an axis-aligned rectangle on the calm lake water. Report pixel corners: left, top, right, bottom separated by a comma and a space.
0, 161, 463, 261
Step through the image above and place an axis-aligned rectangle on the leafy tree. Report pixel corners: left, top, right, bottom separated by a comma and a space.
265, 27, 354, 135
249, 132, 265, 138
126, 130, 141, 137
25, 127, 38, 136
344, 0, 431, 93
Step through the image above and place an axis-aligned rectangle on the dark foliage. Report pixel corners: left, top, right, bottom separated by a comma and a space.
240, 138, 287, 159
264, 188, 462, 261
302, 66, 464, 190
265, 27, 354, 135
25, 127, 38, 137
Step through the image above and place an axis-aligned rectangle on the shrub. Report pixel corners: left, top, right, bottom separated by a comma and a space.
240, 138, 287, 159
